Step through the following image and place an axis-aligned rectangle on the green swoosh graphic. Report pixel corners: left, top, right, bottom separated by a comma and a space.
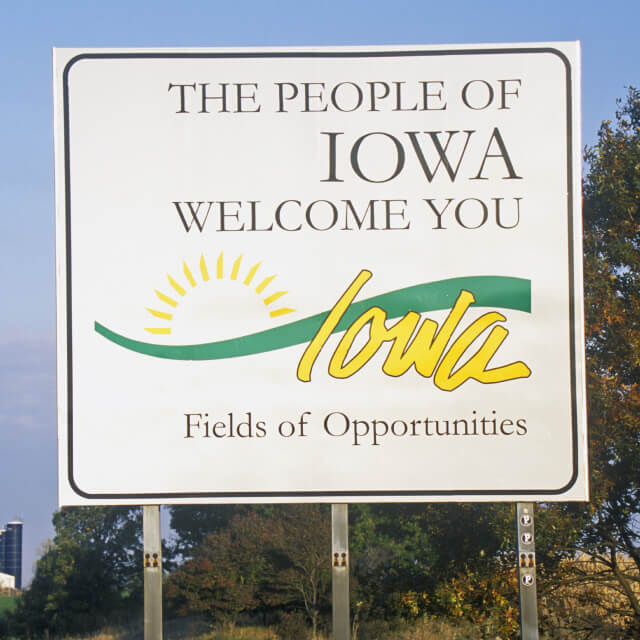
94, 275, 530, 361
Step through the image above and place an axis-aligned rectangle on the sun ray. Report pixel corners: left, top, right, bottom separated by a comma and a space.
255, 274, 276, 294
200, 254, 209, 281
146, 255, 297, 336
269, 308, 296, 318
146, 308, 173, 320
244, 262, 261, 286
217, 252, 224, 279
183, 261, 197, 287
231, 255, 243, 281
155, 290, 178, 308
168, 275, 186, 296
263, 290, 288, 306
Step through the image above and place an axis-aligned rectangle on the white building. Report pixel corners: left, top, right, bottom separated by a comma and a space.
0, 571, 15, 590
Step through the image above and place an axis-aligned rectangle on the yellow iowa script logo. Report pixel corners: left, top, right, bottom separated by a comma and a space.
297, 270, 532, 391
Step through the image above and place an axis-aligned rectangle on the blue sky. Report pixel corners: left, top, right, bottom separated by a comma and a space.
1, 0, 639, 582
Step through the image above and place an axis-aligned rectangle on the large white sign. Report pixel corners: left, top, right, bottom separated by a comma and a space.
54, 44, 587, 505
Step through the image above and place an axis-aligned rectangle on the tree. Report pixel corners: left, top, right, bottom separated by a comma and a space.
167, 510, 281, 625
6, 507, 142, 638
166, 505, 331, 637
349, 503, 437, 622
349, 502, 516, 626
270, 505, 331, 638
169, 505, 247, 556
168, 505, 277, 557
537, 87, 640, 637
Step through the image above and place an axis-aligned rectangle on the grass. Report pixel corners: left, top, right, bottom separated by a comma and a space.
69, 619, 280, 640
0, 595, 17, 616
68, 617, 492, 640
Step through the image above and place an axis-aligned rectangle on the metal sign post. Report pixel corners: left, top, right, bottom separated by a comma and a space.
143, 505, 163, 640
517, 503, 539, 639
332, 504, 350, 640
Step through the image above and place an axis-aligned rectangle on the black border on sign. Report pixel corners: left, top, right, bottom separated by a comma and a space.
61, 47, 580, 501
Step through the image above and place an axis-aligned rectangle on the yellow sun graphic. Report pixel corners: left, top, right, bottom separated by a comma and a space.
144, 253, 295, 335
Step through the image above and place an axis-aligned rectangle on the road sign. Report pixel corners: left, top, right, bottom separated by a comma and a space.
54, 44, 586, 504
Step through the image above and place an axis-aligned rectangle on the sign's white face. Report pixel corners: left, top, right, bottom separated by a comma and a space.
54, 44, 587, 505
